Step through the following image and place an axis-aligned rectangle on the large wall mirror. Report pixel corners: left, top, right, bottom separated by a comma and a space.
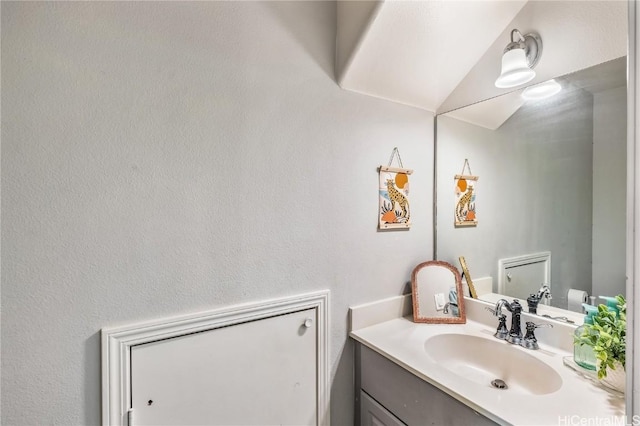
435, 57, 627, 322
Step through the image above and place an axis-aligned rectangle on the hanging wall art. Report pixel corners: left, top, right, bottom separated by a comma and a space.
455, 159, 478, 227
379, 148, 413, 230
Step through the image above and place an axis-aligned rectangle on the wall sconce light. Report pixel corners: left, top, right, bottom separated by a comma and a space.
521, 79, 561, 101
495, 29, 542, 89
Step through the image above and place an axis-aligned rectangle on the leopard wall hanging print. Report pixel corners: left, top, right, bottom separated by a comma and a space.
455, 159, 478, 227
379, 148, 413, 230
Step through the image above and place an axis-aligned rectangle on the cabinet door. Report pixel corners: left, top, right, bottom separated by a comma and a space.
361, 390, 406, 426
359, 344, 496, 426
130, 308, 317, 425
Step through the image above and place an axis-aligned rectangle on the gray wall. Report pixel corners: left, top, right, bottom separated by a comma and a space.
437, 88, 594, 309
593, 86, 627, 298
1, 2, 434, 424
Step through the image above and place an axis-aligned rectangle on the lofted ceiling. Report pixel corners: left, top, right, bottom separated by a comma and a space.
336, 0, 627, 115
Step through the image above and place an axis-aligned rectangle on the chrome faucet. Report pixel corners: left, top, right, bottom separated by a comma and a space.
538, 283, 552, 298
488, 299, 553, 349
526, 284, 552, 315
494, 299, 523, 345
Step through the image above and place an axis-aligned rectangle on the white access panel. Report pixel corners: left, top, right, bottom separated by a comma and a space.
502, 261, 547, 301
498, 252, 551, 302
130, 308, 317, 426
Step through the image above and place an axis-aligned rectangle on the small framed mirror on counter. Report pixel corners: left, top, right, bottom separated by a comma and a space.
411, 260, 466, 324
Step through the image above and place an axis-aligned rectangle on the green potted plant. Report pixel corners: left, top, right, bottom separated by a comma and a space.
575, 294, 626, 392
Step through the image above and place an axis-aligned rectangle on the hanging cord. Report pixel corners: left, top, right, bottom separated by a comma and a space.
460, 159, 472, 176
387, 147, 404, 168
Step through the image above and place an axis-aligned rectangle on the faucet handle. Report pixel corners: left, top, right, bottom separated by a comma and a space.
485, 307, 509, 340
520, 321, 553, 350
530, 322, 553, 329
526, 294, 541, 314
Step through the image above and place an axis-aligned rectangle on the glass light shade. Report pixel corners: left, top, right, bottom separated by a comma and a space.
495, 48, 536, 88
521, 79, 562, 101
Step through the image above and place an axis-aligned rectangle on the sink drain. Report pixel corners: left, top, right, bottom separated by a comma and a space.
491, 379, 508, 389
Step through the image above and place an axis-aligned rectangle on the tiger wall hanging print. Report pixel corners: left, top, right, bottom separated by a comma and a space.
379, 147, 413, 230
454, 159, 478, 227
379, 167, 413, 230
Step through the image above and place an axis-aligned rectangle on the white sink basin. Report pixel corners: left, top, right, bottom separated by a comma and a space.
424, 333, 563, 395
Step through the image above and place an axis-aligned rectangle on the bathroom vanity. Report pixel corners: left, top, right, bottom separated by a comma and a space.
356, 343, 495, 425
350, 295, 625, 426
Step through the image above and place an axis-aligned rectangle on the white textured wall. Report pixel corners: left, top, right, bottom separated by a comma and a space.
437, 88, 594, 309
1, 2, 434, 424
593, 86, 627, 298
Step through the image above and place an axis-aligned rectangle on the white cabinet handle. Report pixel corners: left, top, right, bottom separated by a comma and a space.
304, 318, 313, 328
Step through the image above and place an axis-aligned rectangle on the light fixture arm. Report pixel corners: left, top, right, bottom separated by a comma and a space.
503, 29, 542, 69
510, 29, 525, 44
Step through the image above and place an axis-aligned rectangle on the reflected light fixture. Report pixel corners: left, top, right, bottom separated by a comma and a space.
522, 79, 562, 101
495, 29, 542, 89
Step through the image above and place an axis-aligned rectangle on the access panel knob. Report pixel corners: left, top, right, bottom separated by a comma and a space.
304, 318, 313, 328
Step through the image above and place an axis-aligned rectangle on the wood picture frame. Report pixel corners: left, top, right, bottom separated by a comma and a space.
411, 260, 466, 324
458, 256, 478, 298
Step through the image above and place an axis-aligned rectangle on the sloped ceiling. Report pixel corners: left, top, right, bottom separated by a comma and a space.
444, 91, 524, 130
446, 56, 627, 130
336, 0, 627, 115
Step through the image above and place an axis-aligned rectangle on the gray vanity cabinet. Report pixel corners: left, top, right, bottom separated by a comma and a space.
360, 390, 405, 426
355, 343, 497, 426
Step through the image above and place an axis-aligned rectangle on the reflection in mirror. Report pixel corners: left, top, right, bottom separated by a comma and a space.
435, 58, 626, 324
411, 261, 466, 324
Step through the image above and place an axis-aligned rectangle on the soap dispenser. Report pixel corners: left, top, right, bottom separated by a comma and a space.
573, 303, 597, 371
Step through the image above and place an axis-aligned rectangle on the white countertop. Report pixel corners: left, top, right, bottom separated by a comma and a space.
350, 296, 625, 426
